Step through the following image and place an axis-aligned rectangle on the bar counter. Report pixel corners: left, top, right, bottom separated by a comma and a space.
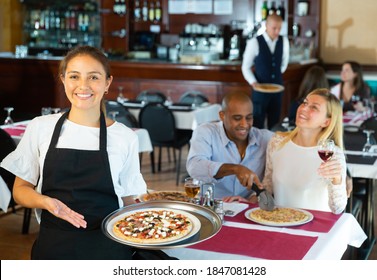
0, 56, 316, 120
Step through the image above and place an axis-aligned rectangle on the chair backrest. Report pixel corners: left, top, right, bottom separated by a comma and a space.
105, 100, 139, 128
139, 103, 176, 144
136, 90, 167, 103
179, 91, 208, 106
0, 128, 17, 206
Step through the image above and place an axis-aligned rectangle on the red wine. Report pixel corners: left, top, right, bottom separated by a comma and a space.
318, 150, 334, 161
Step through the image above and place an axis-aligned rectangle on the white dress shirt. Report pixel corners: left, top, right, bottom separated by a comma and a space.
241, 32, 290, 85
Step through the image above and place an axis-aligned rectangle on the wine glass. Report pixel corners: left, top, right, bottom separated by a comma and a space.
351, 95, 361, 105
108, 111, 119, 121
184, 177, 200, 202
51, 108, 61, 114
362, 130, 375, 156
317, 139, 335, 162
117, 86, 125, 103
317, 139, 335, 183
4, 107, 14, 125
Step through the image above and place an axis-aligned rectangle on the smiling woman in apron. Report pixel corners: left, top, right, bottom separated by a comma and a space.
1, 46, 147, 259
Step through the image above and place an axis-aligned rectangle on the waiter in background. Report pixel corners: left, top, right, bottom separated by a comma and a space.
241, 14, 289, 129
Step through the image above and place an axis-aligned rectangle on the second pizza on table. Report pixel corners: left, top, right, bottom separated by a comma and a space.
141, 191, 191, 202
246, 207, 313, 226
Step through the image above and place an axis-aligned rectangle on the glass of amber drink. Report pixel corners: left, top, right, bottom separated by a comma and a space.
184, 177, 200, 202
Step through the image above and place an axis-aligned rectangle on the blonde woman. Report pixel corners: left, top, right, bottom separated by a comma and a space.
263, 89, 347, 214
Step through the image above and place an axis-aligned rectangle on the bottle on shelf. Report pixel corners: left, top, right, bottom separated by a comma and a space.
49, 10, 55, 30
134, 0, 141, 21
155, 0, 162, 22
113, 0, 119, 14
268, 1, 277, 15
276, 1, 285, 20
120, 0, 126, 15
261, 1, 268, 21
142, 0, 148, 21
149, 1, 155, 22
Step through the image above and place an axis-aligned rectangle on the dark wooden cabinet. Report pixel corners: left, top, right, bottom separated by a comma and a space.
287, 0, 320, 57
100, 0, 130, 54
0, 57, 315, 121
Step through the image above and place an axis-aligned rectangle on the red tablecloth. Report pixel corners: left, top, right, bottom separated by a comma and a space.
3, 126, 26, 137
189, 225, 318, 260
225, 203, 341, 233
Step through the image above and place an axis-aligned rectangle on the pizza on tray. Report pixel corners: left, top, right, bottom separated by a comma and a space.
142, 191, 191, 202
113, 209, 193, 244
254, 83, 284, 93
249, 207, 310, 225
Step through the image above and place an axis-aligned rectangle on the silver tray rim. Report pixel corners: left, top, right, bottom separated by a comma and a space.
101, 201, 222, 249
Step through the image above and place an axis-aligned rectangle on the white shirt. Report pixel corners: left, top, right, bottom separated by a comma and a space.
263, 134, 348, 214
330, 83, 341, 99
241, 32, 290, 85
0, 114, 147, 221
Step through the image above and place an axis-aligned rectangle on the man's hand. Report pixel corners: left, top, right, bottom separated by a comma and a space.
233, 165, 262, 189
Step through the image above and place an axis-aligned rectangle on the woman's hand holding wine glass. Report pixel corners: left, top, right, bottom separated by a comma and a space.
317, 139, 342, 184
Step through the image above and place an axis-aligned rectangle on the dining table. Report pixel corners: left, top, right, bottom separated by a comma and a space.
122, 101, 222, 130
163, 202, 367, 260
0, 175, 11, 212
344, 127, 377, 259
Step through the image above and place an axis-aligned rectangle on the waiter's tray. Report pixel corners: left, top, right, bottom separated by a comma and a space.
254, 83, 284, 93
102, 201, 222, 249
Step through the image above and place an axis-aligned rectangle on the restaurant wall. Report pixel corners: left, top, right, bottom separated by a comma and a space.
0, 0, 23, 52
320, 0, 377, 65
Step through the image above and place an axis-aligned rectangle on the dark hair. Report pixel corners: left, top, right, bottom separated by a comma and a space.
59, 46, 111, 79
296, 65, 329, 102
59, 46, 112, 114
342, 61, 369, 96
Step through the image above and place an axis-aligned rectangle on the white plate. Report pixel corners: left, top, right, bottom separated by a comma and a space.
344, 126, 359, 132
106, 207, 201, 246
245, 207, 314, 227
254, 83, 285, 93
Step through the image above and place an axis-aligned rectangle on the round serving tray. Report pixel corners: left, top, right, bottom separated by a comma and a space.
101, 201, 222, 250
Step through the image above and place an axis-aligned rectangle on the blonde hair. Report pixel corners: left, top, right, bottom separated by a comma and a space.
278, 88, 344, 149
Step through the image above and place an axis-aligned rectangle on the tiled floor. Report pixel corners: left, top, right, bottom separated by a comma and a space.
0, 147, 376, 260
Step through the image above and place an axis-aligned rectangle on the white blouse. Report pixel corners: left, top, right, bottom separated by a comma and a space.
263, 134, 348, 214
1, 113, 147, 220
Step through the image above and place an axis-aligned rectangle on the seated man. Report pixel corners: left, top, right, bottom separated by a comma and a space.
186, 92, 273, 202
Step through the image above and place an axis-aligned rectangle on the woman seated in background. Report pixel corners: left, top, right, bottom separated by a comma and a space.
263, 88, 348, 214
330, 61, 370, 112
288, 65, 329, 124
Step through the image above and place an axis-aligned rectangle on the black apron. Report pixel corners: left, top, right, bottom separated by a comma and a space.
31, 111, 133, 259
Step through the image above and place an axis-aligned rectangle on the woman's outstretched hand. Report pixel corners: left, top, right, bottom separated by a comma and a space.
45, 197, 87, 228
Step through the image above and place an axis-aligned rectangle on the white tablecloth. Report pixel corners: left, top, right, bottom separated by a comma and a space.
164, 213, 366, 260
0, 176, 11, 213
128, 104, 221, 130
132, 128, 153, 153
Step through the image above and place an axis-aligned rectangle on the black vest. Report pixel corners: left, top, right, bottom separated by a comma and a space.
254, 35, 283, 85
